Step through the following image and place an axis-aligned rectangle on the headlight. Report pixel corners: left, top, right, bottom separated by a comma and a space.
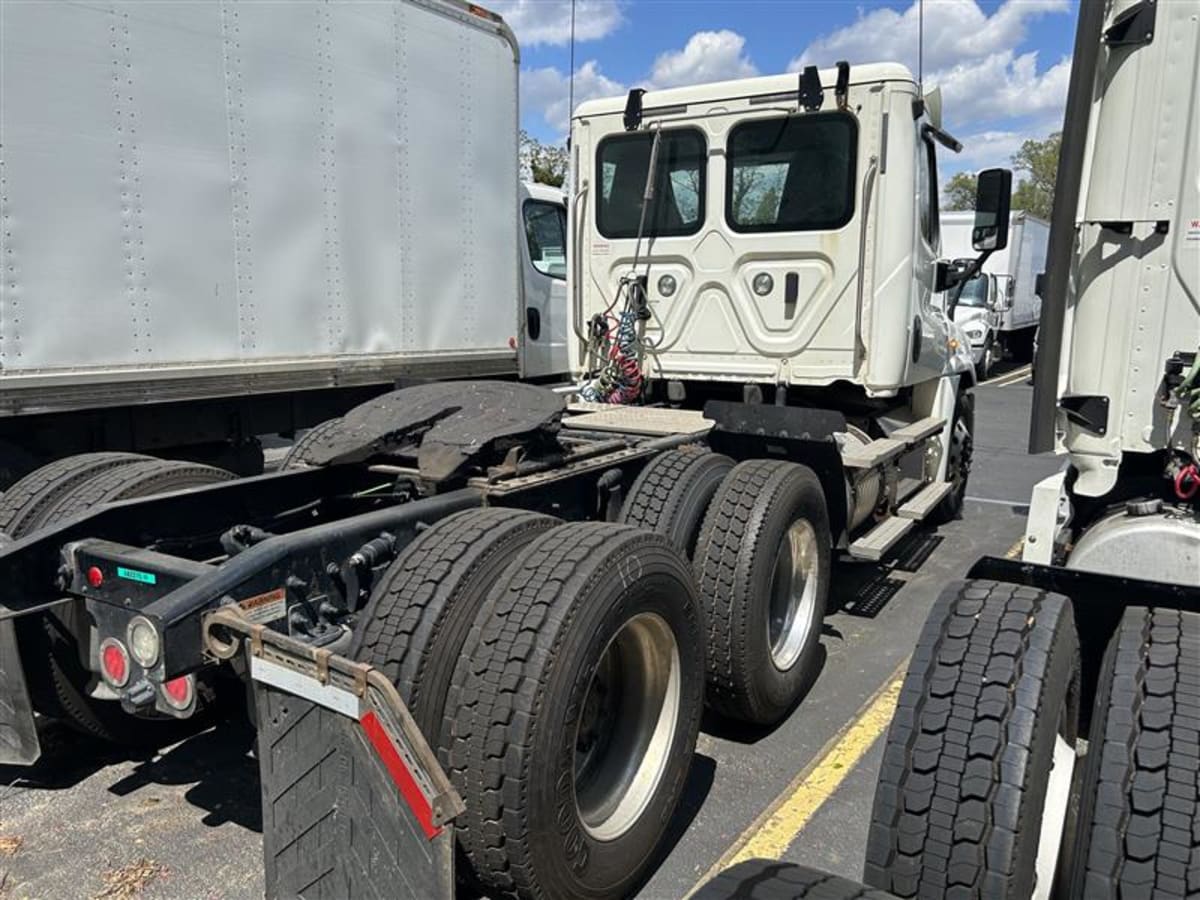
657, 274, 677, 298
963, 323, 986, 341
752, 273, 774, 296
127, 617, 161, 668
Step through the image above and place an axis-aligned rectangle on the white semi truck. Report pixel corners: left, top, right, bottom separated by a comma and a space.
941, 210, 1049, 377
0, 8, 996, 900
0, 0, 565, 488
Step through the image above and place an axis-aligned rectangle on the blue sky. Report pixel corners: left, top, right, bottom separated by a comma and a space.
492, 0, 1078, 180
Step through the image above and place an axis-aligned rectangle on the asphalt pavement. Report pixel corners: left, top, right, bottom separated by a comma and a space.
0, 365, 1060, 900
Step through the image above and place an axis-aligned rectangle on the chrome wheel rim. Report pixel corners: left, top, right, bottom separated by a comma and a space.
574, 612, 681, 842
767, 519, 820, 671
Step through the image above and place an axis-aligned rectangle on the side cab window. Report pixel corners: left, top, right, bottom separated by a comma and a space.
524, 200, 568, 279
917, 130, 940, 252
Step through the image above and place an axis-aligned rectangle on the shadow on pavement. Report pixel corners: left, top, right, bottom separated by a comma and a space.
0, 706, 263, 832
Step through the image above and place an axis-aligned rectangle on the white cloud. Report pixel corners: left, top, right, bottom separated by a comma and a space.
488, 0, 623, 47
790, 0, 1066, 77
936, 52, 1071, 123
789, 0, 1070, 163
522, 60, 625, 135
648, 30, 758, 89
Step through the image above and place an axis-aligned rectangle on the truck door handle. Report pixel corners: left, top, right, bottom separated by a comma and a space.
526, 308, 541, 341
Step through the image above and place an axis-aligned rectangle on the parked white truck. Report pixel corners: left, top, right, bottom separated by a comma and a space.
0, 0, 565, 488
0, 12, 994, 900
940, 209, 1049, 376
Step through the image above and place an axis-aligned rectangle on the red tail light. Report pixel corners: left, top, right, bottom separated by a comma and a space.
99, 639, 129, 687
86, 566, 104, 588
161, 674, 194, 711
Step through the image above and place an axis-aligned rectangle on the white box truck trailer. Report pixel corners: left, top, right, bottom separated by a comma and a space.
939, 209, 1049, 376
0, 0, 563, 487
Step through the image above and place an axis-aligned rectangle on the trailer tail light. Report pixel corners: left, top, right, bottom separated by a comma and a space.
99, 639, 130, 687
87, 566, 104, 588
161, 675, 194, 711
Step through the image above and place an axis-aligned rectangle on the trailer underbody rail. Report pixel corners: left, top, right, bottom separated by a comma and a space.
203, 606, 463, 899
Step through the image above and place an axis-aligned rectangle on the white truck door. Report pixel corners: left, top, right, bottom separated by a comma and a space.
520, 186, 569, 378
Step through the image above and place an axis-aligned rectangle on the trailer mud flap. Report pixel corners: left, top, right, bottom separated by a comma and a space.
204, 608, 463, 900
0, 617, 40, 765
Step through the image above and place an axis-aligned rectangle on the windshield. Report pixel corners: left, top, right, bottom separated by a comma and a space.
956, 274, 989, 307
596, 129, 706, 239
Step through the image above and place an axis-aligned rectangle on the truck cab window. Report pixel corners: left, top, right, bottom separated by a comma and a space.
523, 200, 567, 279
726, 113, 857, 232
918, 135, 939, 246
596, 129, 705, 239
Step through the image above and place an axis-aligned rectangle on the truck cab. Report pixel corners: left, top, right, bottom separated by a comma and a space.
519, 181, 569, 379
568, 63, 975, 403
949, 269, 1009, 377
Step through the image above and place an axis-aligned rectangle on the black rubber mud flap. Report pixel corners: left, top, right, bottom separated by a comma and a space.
0, 616, 40, 764
255, 683, 455, 899
206, 608, 463, 899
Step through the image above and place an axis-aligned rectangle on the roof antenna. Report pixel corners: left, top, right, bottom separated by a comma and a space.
567, 0, 576, 129
918, 0, 924, 93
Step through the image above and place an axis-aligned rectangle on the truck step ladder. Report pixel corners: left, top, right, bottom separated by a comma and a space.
840, 415, 945, 469
848, 516, 916, 561
898, 482, 954, 519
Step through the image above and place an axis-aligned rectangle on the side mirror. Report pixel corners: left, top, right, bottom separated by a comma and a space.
972, 168, 1012, 251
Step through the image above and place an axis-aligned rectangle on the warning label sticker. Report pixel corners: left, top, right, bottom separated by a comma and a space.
1186, 218, 1200, 242
238, 588, 287, 625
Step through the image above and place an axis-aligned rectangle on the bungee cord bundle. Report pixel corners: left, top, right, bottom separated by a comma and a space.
577, 128, 662, 405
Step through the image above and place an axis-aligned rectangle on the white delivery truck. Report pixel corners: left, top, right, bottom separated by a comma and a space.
0, 0, 564, 488
939, 209, 1048, 376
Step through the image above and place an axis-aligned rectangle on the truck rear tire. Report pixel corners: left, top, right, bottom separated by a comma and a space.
281, 417, 344, 469
446, 523, 704, 900
19, 459, 235, 743
618, 445, 734, 556
1068, 607, 1200, 899
694, 859, 901, 899
694, 459, 831, 725
865, 580, 1080, 899
351, 507, 557, 749
0, 452, 150, 537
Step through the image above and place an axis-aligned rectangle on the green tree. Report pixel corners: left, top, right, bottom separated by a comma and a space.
752, 187, 780, 224
942, 172, 977, 211
1010, 132, 1060, 219
520, 130, 568, 188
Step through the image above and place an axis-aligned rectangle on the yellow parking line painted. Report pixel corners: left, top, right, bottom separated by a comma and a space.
690, 661, 908, 893
1004, 537, 1025, 559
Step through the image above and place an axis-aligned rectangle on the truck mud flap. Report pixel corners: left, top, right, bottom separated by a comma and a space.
0, 616, 40, 765
203, 608, 463, 900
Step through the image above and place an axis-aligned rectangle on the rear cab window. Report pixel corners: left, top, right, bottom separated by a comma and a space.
596, 129, 706, 239
726, 113, 857, 232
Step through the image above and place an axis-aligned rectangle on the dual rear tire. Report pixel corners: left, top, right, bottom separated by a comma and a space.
621, 450, 833, 725
2, 454, 235, 743
867, 583, 1200, 900
355, 513, 705, 899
